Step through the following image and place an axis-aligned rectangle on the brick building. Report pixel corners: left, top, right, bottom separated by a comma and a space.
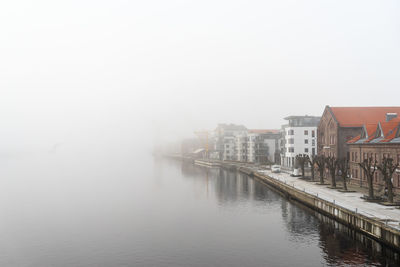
318, 106, 400, 159
347, 117, 400, 193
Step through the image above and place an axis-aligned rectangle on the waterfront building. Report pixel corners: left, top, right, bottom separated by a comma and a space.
318, 106, 400, 159
247, 129, 281, 164
281, 115, 320, 169
234, 134, 248, 162
347, 116, 400, 192
214, 123, 247, 160
222, 136, 236, 160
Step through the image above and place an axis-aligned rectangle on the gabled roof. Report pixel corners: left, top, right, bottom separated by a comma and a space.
328, 106, 400, 127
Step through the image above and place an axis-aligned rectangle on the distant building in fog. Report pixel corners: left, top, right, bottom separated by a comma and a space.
214, 123, 247, 160
235, 134, 248, 162
181, 138, 202, 155
247, 130, 280, 164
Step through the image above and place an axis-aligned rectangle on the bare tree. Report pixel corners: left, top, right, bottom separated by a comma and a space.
296, 154, 309, 179
325, 156, 338, 188
377, 157, 399, 203
337, 157, 350, 191
315, 155, 326, 184
358, 157, 377, 199
307, 155, 318, 181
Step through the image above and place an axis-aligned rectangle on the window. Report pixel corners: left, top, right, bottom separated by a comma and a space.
288, 148, 294, 153
312, 130, 315, 137
398, 154, 400, 164
304, 139, 308, 144
288, 130, 294, 135
355, 170, 358, 178
288, 138, 294, 144
312, 139, 315, 146
304, 130, 308, 135
312, 148, 315, 155
351, 152, 354, 161
305, 148, 309, 153
355, 152, 358, 162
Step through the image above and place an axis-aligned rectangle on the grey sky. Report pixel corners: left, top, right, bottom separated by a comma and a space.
1, 0, 399, 148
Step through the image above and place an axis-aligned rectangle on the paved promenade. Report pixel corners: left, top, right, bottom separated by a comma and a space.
253, 168, 400, 231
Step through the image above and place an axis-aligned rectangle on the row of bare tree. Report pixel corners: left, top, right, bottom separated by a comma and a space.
294, 154, 399, 203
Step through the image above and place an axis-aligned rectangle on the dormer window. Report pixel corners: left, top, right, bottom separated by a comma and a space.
375, 125, 383, 138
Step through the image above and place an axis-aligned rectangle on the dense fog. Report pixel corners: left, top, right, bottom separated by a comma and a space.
1, 0, 400, 154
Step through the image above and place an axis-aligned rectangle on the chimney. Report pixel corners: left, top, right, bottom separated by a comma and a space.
386, 113, 398, 122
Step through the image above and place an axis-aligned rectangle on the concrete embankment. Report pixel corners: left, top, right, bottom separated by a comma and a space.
244, 167, 400, 252
193, 159, 400, 252
194, 159, 220, 167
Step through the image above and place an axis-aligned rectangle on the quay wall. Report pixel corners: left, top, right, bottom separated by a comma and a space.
248, 168, 400, 251
193, 159, 400, 252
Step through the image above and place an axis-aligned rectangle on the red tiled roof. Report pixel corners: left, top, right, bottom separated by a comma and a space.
249, 129, 280, 134
329, 106, 400, 127
347, 118, 400, 144
380, 118, 400, 142
347, 135, 361, 144
365, 123, 379, 143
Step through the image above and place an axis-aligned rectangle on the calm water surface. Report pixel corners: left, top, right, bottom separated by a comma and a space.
0, 151, 398, 266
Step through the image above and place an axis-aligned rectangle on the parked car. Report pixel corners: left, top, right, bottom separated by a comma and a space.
290, 168, 300, 177
271, 165, 281, 173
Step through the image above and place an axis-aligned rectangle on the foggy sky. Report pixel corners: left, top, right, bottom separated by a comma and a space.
1, 0, 399, 149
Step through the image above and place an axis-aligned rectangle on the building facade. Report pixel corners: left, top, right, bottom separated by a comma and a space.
247, 130, 280, 164
348, 117, 400, 193
214, 123, 247, 160
281, 116, 320, 168
235, 134, 248, 162
318, 106, 400, 159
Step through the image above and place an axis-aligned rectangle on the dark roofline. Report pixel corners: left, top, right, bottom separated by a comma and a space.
283, 115, 321, 120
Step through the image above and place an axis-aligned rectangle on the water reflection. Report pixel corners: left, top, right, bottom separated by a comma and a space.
184, 163, 400, 266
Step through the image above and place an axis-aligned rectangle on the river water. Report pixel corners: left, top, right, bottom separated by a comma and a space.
0, 151, 398, 266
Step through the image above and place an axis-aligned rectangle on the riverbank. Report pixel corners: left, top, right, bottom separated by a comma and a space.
187, 158, 400, 252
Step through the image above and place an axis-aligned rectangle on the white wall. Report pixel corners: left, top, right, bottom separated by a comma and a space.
284, 126, 317, 167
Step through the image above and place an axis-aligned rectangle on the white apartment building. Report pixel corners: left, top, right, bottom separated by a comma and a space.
235, 134, 247, 161
222, 136, 236, 160
282, 116, 320, 168
214, 123, 247, 160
